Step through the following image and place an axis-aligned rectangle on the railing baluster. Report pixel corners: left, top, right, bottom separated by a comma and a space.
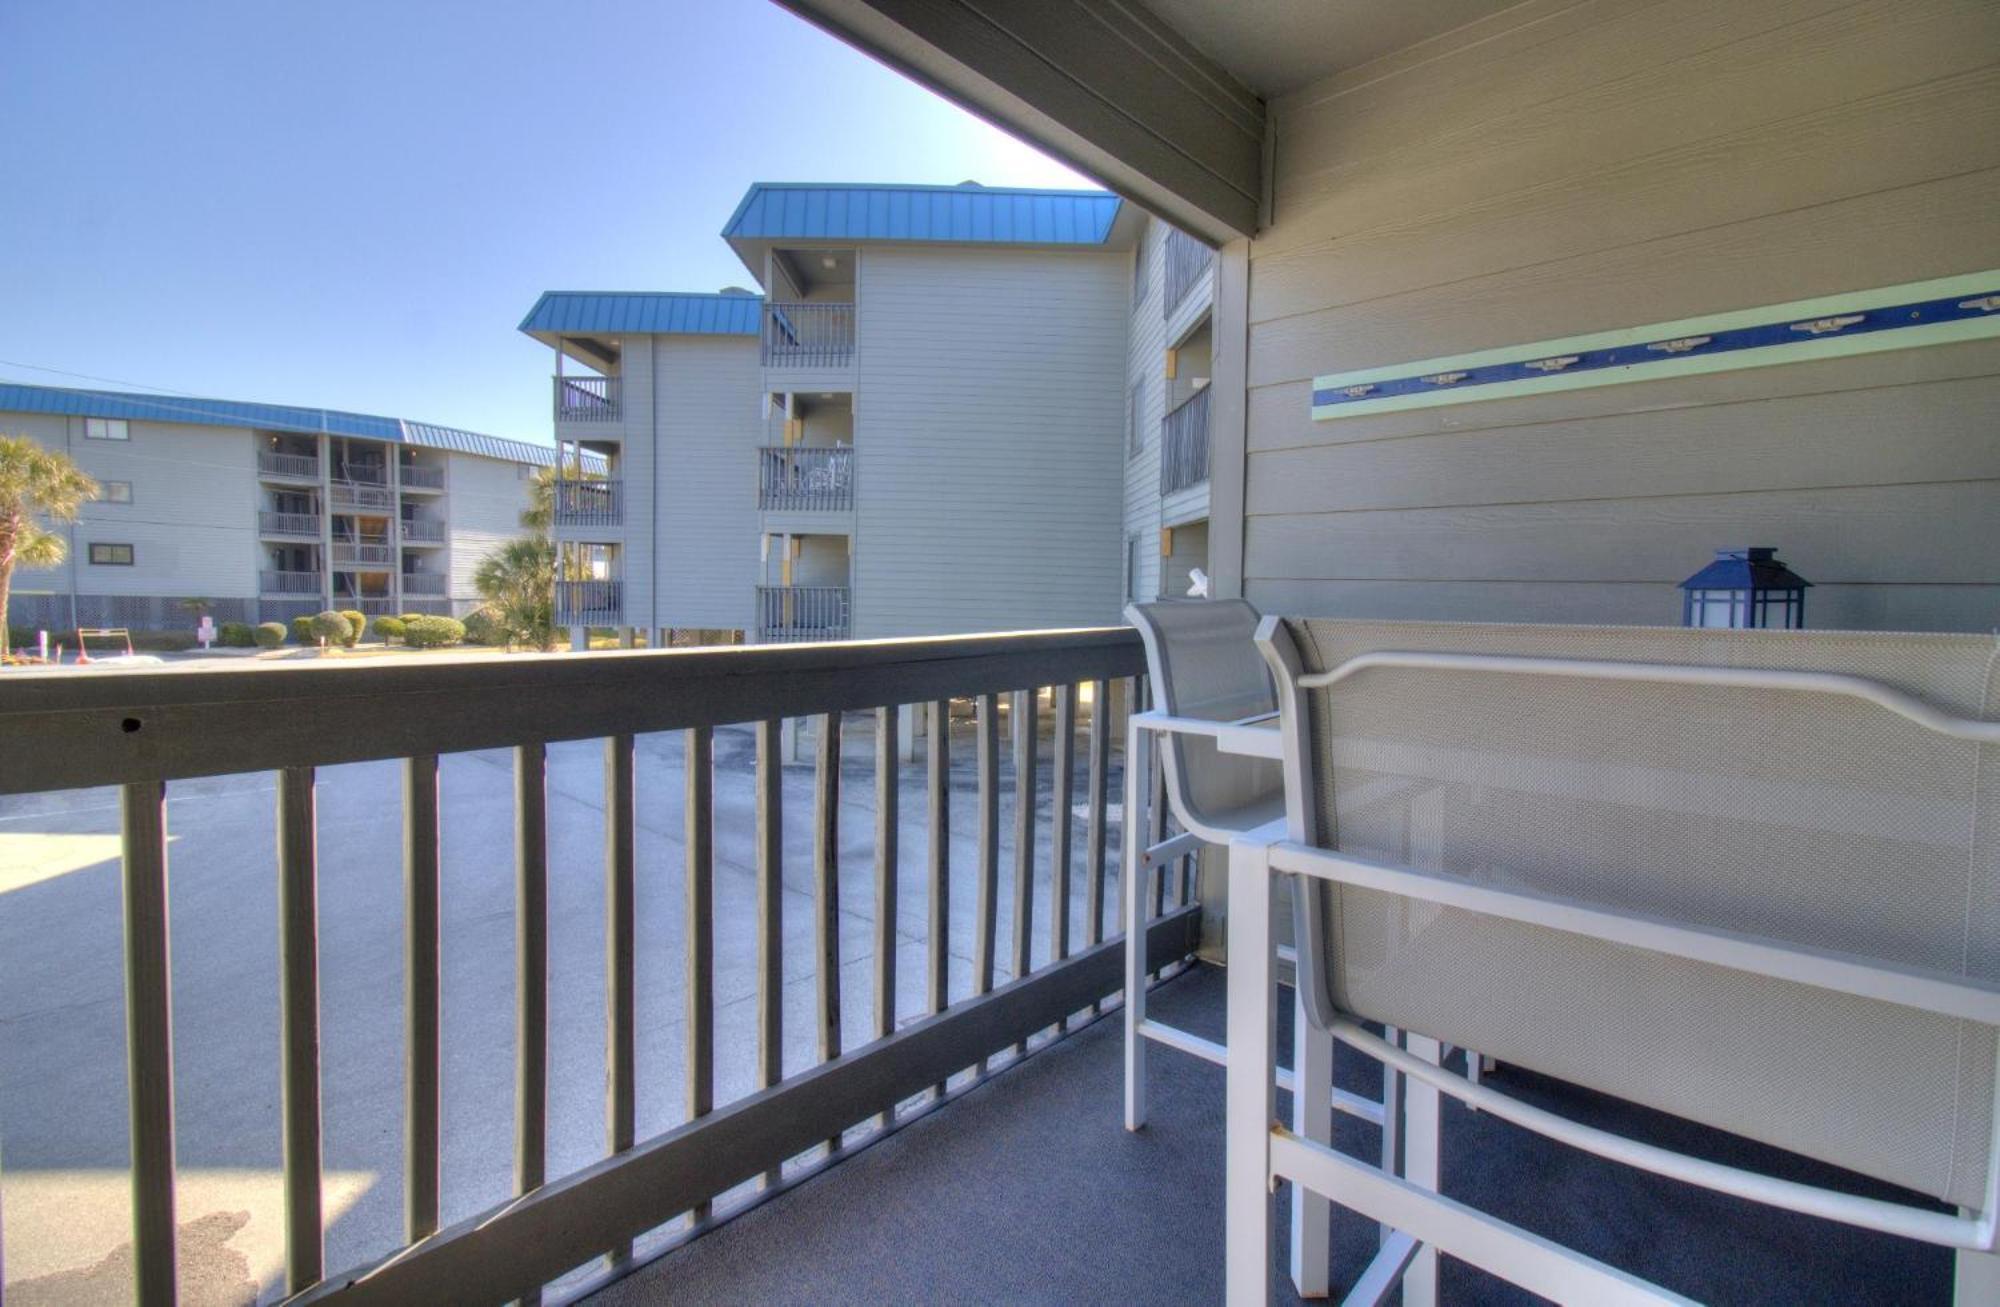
278, 765, 324, 1292
604, 734, 636, 1264
815, 713, 843, 1152
1011, 689, 1039, 1056
404, 754, 442, 1243
927, 699, 950, 1098
684, 726, 715, 1221
755, 719, 783, 1186
1051, 684, 1075, 971
1086, 679, 1110, 950
974, 693, 1000, 1001
880, 707, 904, 1055
515, 741, 549, 1287
120, 780, 178, 1306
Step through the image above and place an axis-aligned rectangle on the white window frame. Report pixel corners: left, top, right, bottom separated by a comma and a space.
103, 480, 134, 504
85, 418, 130, 441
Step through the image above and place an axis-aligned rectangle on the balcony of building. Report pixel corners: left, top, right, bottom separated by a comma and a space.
758, 246, 856, 373
397, 453, 446, 492
259, 570, 322, 597
257, 509, 321, 541
330, 479, 395, 512
257, 435, 320, 484
555, 541, 623, 627
330, 534, 394, 568
399, 512, 447, 545
757, 530, 849, 642
398, 570, 448, 598
1162, 226, 1214, 319
758, 391, 854, 514
554, 373, 622, 424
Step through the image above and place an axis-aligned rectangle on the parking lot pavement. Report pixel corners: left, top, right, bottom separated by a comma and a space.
0, 703, 1130, 1304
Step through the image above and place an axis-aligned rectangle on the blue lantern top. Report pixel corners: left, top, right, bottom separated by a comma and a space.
1677, 547, 1812, 595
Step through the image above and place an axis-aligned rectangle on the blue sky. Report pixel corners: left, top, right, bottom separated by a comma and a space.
0, 1, 1089, 441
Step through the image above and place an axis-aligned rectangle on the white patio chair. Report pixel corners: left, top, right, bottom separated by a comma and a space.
1226, 616, 2000, 1306
1124, 599, 1400, 1296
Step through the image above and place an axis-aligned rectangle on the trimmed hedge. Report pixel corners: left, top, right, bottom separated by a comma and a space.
217, 620, 256, 647
401, 614, 465, 649
253, 622, 288, 649
291, 616, 316, 645
372, 616, 406, 643
461, 605, 504, 646
338, 609, 366, 648
309, 610, 353, 646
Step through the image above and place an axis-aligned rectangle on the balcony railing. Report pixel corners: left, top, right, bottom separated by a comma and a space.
399, 463, 445, 490
259, 511, 321, 539
260, 570, 322, 596
1159, 386, 1211, 496
258, 451, 320, 480
1163, 227, 1214, 316
555, 375, 621, 423
756, 584, 850, 642
401, 518, 447, 544
763, 302, 855, 368
332, 539, 394, 567
556, 578, 624, 626
332, 481, 395, 511
553, 478, 624, 528
758, 446, 854, 512
333, 464, 388, 486
400, 572, 448, 596
0, 628, 1148, 1305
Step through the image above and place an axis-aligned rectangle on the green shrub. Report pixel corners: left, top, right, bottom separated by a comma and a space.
401, 614, 465, 649
253, 622, 287, 649
291, 616, 316, 645
308, 610, 353, 646
460, 605, 504, 646
372, 616, 406, 644
217, 621, 256, 647
338, 609, 366, 647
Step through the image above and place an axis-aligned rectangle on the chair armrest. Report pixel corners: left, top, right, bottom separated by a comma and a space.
1131, 708, 1282, 759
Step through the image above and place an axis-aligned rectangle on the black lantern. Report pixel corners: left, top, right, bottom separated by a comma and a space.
1678, 547, 1810, 629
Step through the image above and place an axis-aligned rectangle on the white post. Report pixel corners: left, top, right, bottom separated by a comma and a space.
1956, 1243, 2000, 1305
1402, 1032, 1443, 1307
898, 700, 918, 763
1122, 714, 1151, 1131
1291, 992, 1333, 1297
1225, 834, 1276, 1307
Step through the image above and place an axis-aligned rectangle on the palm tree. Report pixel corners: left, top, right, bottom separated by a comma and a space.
473, 535, 557, 651
0, 436, 99, 656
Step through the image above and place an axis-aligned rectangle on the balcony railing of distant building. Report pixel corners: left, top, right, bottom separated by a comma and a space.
259, 511, 321, 539
332, 480, 396, 511
260, 570, 322, 596
1159, 386, 1211, 496
399, 573, 448, 597
332, 538, 395, 567
758, 446, 854, 512
399, 464, 446, 490
400, 518, 447, 544
553, 478, 624, 528
0, 628, 1153, 1307
554, 375, 621, 423
1162, 228, 1214, 317
556, 578, 624, 626
763, 302, 855, 368
756, 585, 851, 643
259, 451, 320, 480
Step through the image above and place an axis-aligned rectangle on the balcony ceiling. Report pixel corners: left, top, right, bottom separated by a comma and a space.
1135, 0, 1527, 96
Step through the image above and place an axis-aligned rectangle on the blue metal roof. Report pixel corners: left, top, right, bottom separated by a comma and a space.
0, 382, 577, 469
722, 183, 1123, 246
518, 291, 764, 337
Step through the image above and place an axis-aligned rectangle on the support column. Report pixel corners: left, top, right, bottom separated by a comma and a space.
897, 700, 918, 763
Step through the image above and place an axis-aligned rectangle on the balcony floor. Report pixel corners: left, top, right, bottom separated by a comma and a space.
588, 963, 1948, 1306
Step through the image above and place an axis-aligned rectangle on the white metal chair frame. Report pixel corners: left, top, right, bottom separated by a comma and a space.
1122, 600, 1407, 1298
1223, 618, 2000, 1306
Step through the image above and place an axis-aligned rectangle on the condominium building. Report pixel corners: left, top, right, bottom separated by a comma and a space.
522, 181, 1152, 648
0, 383, 572, 632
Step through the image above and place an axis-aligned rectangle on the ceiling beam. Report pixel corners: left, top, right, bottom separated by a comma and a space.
768, 0, 1265, 242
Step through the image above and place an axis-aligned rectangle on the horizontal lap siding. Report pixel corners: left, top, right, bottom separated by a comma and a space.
7, 411, 258, 601
854, 247, 1127, 637
1242, 0, 2000, 631
1124, 219, 1167, 602
445, 453, 535, 605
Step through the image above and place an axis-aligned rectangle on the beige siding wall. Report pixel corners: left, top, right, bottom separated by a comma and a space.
444, 451, 533, 606
1124, 218, 1216, 604
855, 246, 1129, 637
3, 410, 258, 602
636, 333, 763, 632
1238, 0, 2000, 631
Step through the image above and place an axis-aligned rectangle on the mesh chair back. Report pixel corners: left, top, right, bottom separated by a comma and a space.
1276, 617, 2000, 1210
1127, 600, 1283, 841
